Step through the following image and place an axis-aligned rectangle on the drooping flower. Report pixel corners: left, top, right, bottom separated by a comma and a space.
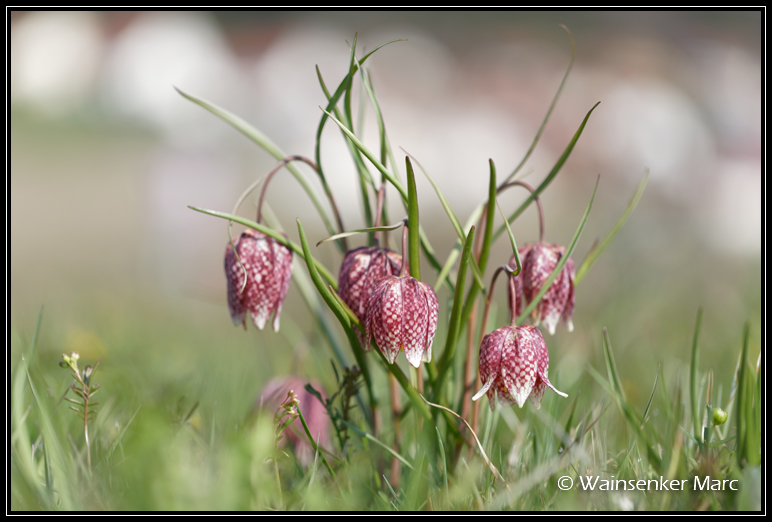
473, 324, 567, 410
509, 242, 575, 335
365, 274, 438, 368
257, 376, 331, 466
338, 246, 402, 324
225, 228, 292, 331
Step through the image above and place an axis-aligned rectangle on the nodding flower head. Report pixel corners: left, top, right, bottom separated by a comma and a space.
338, 246, 402, 324
474, 324, 567, 410
225, 228, 293, 331
365, 274, 438, 368
509, 242, 575, 335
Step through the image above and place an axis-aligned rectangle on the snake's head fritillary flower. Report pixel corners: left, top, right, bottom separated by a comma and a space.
510, 242, 575, 335
338, 246, 402, 324
473, 324, 567, 411
257, 376, 331, 467
365, 274, 438, 368
225, 228, 293, 331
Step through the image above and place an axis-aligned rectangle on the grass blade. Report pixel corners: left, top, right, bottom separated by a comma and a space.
641, 364, 660, 429
503, 24, 576, 185
339, 419, 414, 471
575, 170, 649, 284
689, 308, 704, 443
435, 226, 475, 396
493, 102, 601, 243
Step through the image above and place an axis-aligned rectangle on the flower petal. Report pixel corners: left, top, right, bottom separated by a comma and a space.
418, 281, 438, 364
401, 278, 428, 368
502, 326, 538, 408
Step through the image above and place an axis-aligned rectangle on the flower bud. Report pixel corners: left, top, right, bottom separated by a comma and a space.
474, 324, 567, 410
509, 242, 575, 335
712, 407, 728, 426
225, 228, 293, 331
365, 274, 438, 368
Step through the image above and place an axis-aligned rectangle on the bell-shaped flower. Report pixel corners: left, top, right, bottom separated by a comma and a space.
365, 274, 438, 368
473, 324, 567, 410
225, 228, 292, 331
338, 246, 402, 324
509, 242, 575, 335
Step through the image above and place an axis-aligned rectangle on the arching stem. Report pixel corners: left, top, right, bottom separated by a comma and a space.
498, 180, 545, 243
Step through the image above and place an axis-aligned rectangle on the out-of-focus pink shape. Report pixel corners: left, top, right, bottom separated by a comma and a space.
257, 376, 331, 466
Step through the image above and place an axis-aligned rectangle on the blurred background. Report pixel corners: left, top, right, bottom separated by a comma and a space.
11, 11, 761, 423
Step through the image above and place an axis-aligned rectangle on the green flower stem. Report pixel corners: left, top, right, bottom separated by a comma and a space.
189, 206, 337, 289
516, 175, 599, 324
296, 404, 336, 479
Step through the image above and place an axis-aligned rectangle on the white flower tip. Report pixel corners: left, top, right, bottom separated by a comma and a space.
567, 319, 574, 332
472, 376, 496, 401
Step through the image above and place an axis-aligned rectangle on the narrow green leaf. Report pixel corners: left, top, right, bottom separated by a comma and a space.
407, 153, 487, 292
189, 206, 337, 288
575, 170, 649, 284
503, 24, 576, 185
494, 102, 601, 243
316, 221, 404, 247
319, 107, 446, 281
339, 419, 414, 470
641, 364, 660, 428
690, 308, 704, 442
517, 176, 599, 323
734, 322, 750, 468
321, 107, 407, 200
296, 404, 336, 479
435, 426, 449, 497
435, 226, 475, 396
406, 157, 421, 281
601, 327, 625, 402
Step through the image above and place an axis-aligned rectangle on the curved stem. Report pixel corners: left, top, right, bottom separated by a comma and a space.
479, 266, 517, 343
257, 155, 348, 251
498, 180, 545, 243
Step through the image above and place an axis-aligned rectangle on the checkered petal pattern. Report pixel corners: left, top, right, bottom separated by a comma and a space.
224, 229, 293, 332
365, 274, 439, 368
474, 324, 567, 411
510, 242, 575, 335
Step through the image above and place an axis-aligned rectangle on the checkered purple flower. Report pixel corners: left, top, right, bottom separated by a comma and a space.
365, 274, 438, 368
473, 324, 567, 410
225, 228, 292, 331
509, 242, 575, 335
